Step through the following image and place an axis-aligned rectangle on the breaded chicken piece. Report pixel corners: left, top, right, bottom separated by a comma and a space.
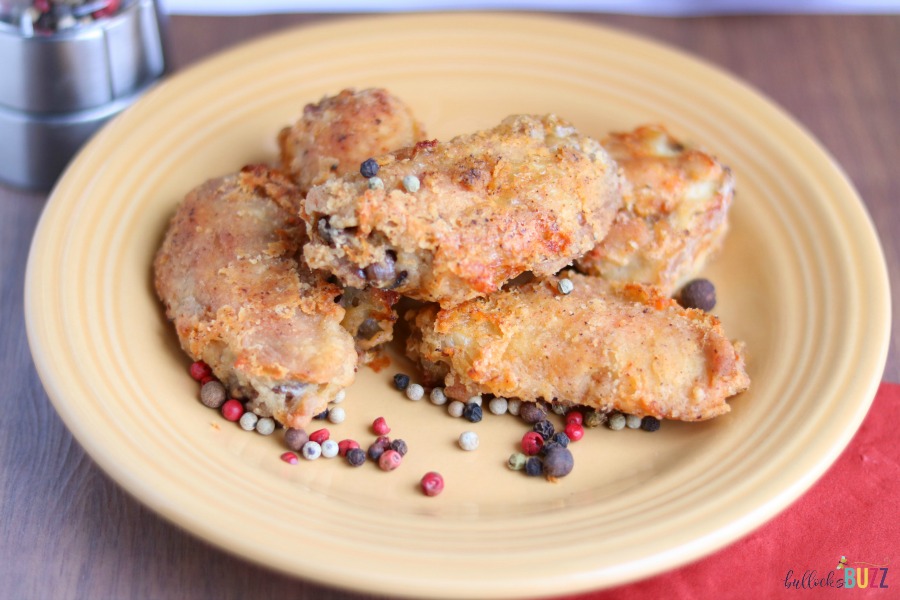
278, 87, 425, 194
576, 125, 735, 295
406, 272, 749, 421
303, 114, 622, 308
154, 165, 389, 428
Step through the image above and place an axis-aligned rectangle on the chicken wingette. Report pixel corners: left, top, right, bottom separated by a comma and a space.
577, 125, 734, 295
406, 271, 749, 421
303, 114, 622, 307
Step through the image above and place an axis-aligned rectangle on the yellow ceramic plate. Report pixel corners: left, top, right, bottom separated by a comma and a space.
25, 13, 889, 599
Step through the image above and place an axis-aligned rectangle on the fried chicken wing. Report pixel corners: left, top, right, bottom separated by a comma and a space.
278, 87, 425, 194
154, 165, 361, 428
406, 272, 749, 421
576, 125, 734, 295
303, 114, 622, 307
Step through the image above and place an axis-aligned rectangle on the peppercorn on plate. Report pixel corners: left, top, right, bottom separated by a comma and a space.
25, 13, 889, 600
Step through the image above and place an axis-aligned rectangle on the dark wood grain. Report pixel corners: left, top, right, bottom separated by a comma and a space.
1, 13, 897, 600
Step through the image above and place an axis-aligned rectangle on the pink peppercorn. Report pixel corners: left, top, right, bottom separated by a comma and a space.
372, 416, 391, 436
521, 431, 544, 455
378, 449, 402, 471
565, 410, 583, 426
280, 452, 299, 465
221, 399, 244, 422
200, 375, 217, 386
565, 422, 585, 442
309, 428, 330, 445
337, 439, 360, 457
420, 472, 444, 496
189, 361, 212, 381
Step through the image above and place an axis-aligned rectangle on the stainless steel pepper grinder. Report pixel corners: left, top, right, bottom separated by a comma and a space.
0, 0, 166, 190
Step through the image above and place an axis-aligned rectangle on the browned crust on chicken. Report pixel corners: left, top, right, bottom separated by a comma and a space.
153, 165, 358, 428
406, 272, 749, 421
576, 125, 734, 295
303, 114, 622, 308
278, 87, 425, 194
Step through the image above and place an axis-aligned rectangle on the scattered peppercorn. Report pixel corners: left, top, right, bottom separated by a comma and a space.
447, 401, 465, 418
221, 399, 244, 422
429, 387, 448, 405
488, 397, 509, 415
551, 403, 568, 416
313, 409, 329, 420
280, 452, 299, 465
337, 439, 360, 457
521, 431, 544, 456
583, 408, 607, 428
239, 411, 259, 431
379, 449, 403, 471
406, 383, 425, 401
641, 416, 662, 432
368, 440, 388, 461
507, 399, 522, 416
542, 446, 574, 479
519, 402, 547, 424
199, 380, 227, 409
565, 422, 585, 442
608, 412, 626, 431
301, 441, 322, 460
390, 439, 409, 456
360, 158, 379, 178
368, 176, 384, 190
508, 452, 527, 470
420, 472, 444, 496
332, 389, 346, 404
372, 417, 391, 436
458, 431, 479, 451
309, 428, 330, 444
256, 417, 275, 436
539, 440, 560, 457
463, 403, 483, 423
347, 447, 367, 467
466, 395, 483, 406
327, 406, 346, 424
557, 278, 574, 295
533, 419, 555, 440
284, 428, 309, 451
565, 410, 583, 426
402, 174, 420, 192
552, 431, 570, 447
678, 278, 716, 311
625, 414, 642, 429
321, 439, 340, 458
189, 360, 212, 381
393, 373, 410, 391
525, 457, 543, 476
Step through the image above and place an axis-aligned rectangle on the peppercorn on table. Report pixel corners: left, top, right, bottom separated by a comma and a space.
4, 11, 899, 600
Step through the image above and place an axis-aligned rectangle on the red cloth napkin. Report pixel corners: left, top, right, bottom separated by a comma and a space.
565, 381, 899, 600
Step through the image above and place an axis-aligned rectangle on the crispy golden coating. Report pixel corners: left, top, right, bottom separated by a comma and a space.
278, 88, 425, 194
406, 272, 749, 421
153, 165, 360, 429
576, 125, 735, 295
303, 114, 622, 307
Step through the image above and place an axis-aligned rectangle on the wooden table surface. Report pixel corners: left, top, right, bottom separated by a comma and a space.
1, 12, 897, 600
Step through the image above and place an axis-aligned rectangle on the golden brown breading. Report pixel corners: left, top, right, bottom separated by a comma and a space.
406, 272, 749, 421
303, 114, 622, 308
576, 125, 734, 295
153, 165, 359, 429
278, 88, 425, 194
